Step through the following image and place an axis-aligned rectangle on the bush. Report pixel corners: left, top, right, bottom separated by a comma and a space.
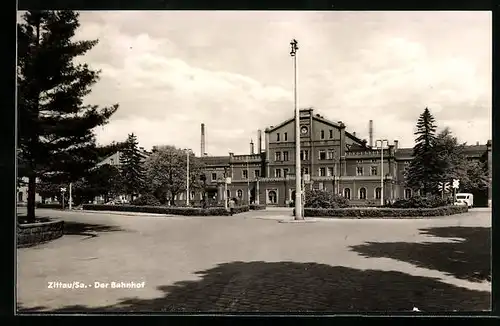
249, 204, 266, 210
82, 204, 250, 216
295, 205, 468, 218
131, 194, 161, 206
36, 203, 63, 209
389, 195, 453, 209
304, 189, 350, 208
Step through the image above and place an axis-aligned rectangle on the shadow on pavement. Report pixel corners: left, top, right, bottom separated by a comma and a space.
63, 221, 124, 238
17, 261, 490, 313
350, 226, 491, 283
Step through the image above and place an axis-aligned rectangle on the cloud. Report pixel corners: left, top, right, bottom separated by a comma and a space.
68, 11, 491, 154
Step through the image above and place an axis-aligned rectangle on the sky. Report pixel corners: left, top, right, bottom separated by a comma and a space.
20, 11, 492, 156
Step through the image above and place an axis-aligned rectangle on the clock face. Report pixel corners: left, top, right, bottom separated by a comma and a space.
300, 126, 308, 134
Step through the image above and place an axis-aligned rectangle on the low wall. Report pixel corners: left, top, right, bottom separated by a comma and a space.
17, 219, 64, 248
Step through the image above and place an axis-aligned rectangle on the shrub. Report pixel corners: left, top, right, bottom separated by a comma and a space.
82, 204, 250, 216
304, 189, 350, 208
389, 195, 452, 209
249, 204, 266, 210
36, 203, 63, 209
296, 205, 468, 218
131, 193, 161, 206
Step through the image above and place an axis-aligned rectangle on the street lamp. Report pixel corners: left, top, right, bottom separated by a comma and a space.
184, 149, 192, 206
375, 139, 389, 206
290, 38, 303, 220
246, 156, 250, 204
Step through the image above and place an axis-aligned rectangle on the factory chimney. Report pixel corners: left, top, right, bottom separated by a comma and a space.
369, 120, 374, 147
250, 139, 255, 154
257, 129, 262, 153
201, 123, 206, 157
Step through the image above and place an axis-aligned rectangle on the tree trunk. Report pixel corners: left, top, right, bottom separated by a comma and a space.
27, 175, 36, 222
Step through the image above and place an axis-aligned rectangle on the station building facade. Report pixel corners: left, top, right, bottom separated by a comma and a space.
196, 108, 491, 207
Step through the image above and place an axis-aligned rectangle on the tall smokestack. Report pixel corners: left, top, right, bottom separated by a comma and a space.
201, 123, 205, 157
369, 120, 373, 147
250, 139, 255, 154
257, 129, 262, 153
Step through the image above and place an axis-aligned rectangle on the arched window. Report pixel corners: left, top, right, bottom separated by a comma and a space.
404, 188, 412, 199
343, 188, 351, 200
359, 187, 367, 200
190, 191, 195, 200
375, 187, 382, 199
268, 190, 277, 204
237, 189, 243, 198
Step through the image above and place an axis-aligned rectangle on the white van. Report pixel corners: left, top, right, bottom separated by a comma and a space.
455, 193, 474, 208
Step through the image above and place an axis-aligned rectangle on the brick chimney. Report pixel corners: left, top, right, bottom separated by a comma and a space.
394, 140, 399, 150
250, 139, 254, 154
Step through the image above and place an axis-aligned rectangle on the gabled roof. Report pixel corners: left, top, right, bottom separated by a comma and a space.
265, 113, 345, 133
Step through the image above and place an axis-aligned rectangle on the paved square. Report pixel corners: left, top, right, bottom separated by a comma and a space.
17, 208, 491, 312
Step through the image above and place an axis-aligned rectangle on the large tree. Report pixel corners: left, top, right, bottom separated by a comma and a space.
17, 10, 118, 221
143, 145, 204, 206
119, 133, 146, 199
87, 163, 122, 202
405, 107, 439, 195
433, 127, 468, 196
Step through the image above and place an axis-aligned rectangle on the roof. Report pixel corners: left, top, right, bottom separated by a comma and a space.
265, 109, 345, 133
199, 156, 230, 166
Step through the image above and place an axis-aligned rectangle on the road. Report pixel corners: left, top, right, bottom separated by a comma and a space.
17, 207, 491, 312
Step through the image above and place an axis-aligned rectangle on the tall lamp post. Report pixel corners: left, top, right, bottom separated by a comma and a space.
290, 39, 303, 220
375, 139, 388, 206
184, 149, 191, 206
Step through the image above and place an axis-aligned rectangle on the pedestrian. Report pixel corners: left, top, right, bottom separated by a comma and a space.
229, 197, 235, 216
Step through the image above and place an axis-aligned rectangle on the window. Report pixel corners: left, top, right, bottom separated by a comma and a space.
226, 190, 231, 198
405, 189, 412, 199
277, 133, 280, 141
329, 130, 333, 138
371, 166, 378, 176
242, 170, 248, 179
321, 130, 325, 139
301, 167, 309, 175
237, 189, 243, 198
327, 150, 335, 160
110, 158, 114, 165
343, 188, 351, 199
327, 167, 334, 176
191, 191, 195, 200
371, 159, 377, 163
375, 187, 382, 199
318, 182, 324, 190
356, 166, 363, 176
211, 173, 217, 181
300, 150, 309, 160
283, 151, 289, 161
254, 170, 260, 178
284, 132, 288, 141
319, 150, 326, 160
319, 168, 326, 176
359, 187, 367, 199
357, 160, 363, 164
268, 190, 277, 204
275, 169, 282, 178
283, 168, 289, 178
275, 151, 281, 161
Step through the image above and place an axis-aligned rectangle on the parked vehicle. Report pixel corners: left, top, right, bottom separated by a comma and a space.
455, 193, 474, 208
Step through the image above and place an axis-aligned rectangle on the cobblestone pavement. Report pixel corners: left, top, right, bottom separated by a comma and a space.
17, 208, 491, 313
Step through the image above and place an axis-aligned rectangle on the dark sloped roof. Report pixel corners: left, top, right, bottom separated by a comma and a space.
200, 156, 230, 166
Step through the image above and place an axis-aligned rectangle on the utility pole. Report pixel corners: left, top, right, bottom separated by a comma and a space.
185, 149, 190, 206
376, 139, 388, 206
290, 39, 303, 220
69, 183, 72, 210
247, 157, 250, 204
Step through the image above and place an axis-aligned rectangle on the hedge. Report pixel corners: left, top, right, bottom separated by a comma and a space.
36, 203, 63, 209
82, 204, 250, 216
249, 204, 266, 210
293, 205, 468, 218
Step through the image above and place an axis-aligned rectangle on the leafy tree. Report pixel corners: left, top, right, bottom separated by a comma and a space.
460, 160, 490, 192
143, 145, 204, 206
86, 163, 122, 202
17, 10, 118, 221
119, 133, 146, 199
433, 127, 467, 197
405, 107, 439, 196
